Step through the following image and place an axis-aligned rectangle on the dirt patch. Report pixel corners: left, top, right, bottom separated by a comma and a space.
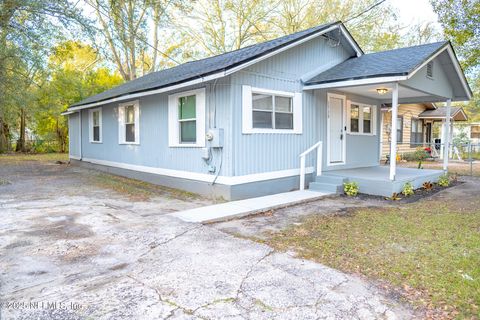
25, 215, 93, 240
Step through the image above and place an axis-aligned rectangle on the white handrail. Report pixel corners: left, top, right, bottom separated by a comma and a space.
299, 141, 323, 190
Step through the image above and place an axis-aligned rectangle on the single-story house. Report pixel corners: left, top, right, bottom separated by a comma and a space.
452, 122, 480, 144
380, 104, 468, 160
64, 21, 472, 199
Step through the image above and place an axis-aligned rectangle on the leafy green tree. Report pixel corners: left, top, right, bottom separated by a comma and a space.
431, 0, 479, 120
35, 41, 123, 152
0, 0, 91, 152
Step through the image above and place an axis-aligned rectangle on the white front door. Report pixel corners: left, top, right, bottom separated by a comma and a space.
328, 94, 345, 164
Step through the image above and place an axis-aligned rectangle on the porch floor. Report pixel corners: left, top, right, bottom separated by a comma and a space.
322, 166, 444, 197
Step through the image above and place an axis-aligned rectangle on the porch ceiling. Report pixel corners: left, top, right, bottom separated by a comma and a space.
328, 83, 446, 104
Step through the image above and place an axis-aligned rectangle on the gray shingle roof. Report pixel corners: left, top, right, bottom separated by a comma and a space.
418, 106, 468, 121
305, 41, 449, 85
71, 21, 339, 107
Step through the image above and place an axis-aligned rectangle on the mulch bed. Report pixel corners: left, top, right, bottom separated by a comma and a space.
341, 180, 463, 204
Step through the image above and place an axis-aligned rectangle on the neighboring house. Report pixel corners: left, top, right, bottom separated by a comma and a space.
453, 122, 480, 144
63, 21, 472, 199
380, 104, 468, 159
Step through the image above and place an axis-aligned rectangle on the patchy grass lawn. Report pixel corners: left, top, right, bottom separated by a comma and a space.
264, 192, 480, 318
88, 172, 202, 201
0, 152, 69, 164
0, 152, 204, 202
398, 160, 480, 177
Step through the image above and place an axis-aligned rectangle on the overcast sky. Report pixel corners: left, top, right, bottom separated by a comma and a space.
391, 0, 439, 25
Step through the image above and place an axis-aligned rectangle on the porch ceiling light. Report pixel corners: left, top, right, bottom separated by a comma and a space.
376, 88, 389, 95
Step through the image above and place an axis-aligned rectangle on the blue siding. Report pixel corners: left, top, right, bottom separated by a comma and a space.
72, 33, 383, 179
314, 90, 382, 171
230, 35, 355, 175
80, 77, 233, 176
405, 56, 453, 99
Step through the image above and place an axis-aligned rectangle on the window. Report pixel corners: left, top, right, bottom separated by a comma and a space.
168, 88, 206, 147
363, 106, 372, 134
118, 101, 139, 144
426, 61, 434, 78
347, 102, 376, 135
471, 125, 480, 139
410, 118, 423, 147
397, 116, 403, 143
350, 104, 359, 133
242, 86, 302, 134
251, 93, 293, 129
89, 108, 102, 143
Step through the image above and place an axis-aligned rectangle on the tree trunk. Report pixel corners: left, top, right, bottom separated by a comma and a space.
15, 107, 26, 152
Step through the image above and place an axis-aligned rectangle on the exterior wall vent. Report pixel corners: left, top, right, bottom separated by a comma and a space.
426, 61, 434, 78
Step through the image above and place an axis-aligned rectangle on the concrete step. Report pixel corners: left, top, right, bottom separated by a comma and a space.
315, 175, 347, 185
309, 182, 343, 193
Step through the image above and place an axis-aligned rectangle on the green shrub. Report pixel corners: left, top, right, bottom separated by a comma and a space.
438, 174, 450, 187
344, 181, 359, 197
402, 182, 414, 196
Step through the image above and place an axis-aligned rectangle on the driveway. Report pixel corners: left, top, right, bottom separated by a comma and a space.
0, 157, 412, 319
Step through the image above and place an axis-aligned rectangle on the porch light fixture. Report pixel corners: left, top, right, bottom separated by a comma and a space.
376, 88, 389, 95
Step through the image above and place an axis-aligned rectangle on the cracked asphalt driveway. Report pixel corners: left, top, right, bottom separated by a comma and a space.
0, 157, 413, 319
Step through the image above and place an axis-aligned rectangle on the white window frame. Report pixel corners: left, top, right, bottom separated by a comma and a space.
118, 100, 140, 145
242, 85, 302, 134
347, 101, 377, 136
89, 108, 102, 143
168, 88, 206, 147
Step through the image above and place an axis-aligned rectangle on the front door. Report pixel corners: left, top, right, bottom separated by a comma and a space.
328, 94, 345, 164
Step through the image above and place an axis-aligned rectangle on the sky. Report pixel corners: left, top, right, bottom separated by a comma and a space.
390, 0, 440, 26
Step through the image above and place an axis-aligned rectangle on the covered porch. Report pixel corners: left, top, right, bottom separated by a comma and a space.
301, 41, 472, 196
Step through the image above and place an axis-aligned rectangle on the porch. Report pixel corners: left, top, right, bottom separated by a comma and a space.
321, 166, 443, 197
298, 41, 471, 196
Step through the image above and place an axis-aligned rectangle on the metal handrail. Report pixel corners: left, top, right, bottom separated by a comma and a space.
299, 141, 323, 190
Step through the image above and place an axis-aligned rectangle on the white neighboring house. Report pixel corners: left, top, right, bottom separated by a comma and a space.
453, 122, 480, 145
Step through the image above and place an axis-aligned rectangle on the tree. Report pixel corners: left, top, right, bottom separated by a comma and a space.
86, 0, 190, 80
431, 0, 479, 120
35, 41, 123, 152
0, 0, 91, 153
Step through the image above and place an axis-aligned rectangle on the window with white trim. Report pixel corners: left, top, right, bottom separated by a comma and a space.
242, 86, 302, 134
347, 102, 376, 135
118, 101, 140, 144
168, 88, 206, 147
89, 108, 102, 143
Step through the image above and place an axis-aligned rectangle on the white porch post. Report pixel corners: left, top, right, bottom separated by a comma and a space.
443, 99, 452, 172
440, 120, 445, 159
389, 83, 399, 181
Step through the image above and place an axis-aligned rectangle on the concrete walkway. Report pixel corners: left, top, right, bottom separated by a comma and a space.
170, 190, 333, 223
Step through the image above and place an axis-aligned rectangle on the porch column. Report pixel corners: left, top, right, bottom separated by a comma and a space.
389, 83, 399, 181
443, 99, 452, 172
440, 120, 445, 159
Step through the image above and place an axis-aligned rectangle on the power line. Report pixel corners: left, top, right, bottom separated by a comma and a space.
344, 0, 387, 23
84, 0, 181, 66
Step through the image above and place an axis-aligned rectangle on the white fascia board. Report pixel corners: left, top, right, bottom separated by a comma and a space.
68, 72, 226, 111
303, 77, 406, 90
339, 24, 363, 57
61, 110, 79, 116
81, 157, 314, 186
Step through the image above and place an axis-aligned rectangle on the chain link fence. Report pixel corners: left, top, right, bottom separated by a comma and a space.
382, 142, 480, 176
